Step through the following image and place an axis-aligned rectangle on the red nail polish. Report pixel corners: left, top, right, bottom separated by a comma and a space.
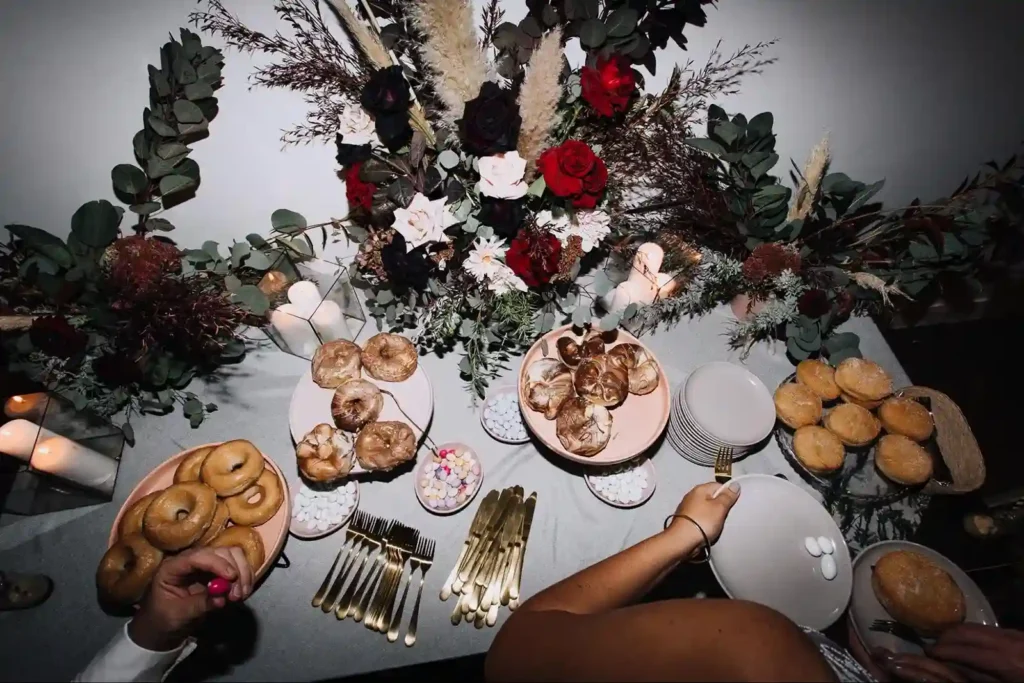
207, 577, 232, 596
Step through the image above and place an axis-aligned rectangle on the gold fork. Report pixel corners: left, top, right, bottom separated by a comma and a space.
714, 446, 734, 484
353, 521, 396, 622
337, 519, 391, 619
369, 524, 417, 632
313, 510, 366, 610
387, 532, 429, 642
323, 513, 378, 614
404, 536, 435, 647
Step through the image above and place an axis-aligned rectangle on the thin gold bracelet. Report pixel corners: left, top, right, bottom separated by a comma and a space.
663, 514, 711, 564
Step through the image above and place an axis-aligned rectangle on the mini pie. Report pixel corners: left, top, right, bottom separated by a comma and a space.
834, 358, 893, 402
793, 426, 845, 475
839, 391, 883, 411
871, 550, 966, 635
876, 434, 934, 485
878, 397, 934, 442
795, 359, 840, 401
824, 403, 880, 447
773, 383, 823, 429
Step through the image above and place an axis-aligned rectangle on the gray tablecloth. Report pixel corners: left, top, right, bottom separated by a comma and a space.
0, 308, 911, 681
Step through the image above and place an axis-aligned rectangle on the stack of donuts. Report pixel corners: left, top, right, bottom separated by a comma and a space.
96, 440, 283, 606
297, 333, 420, 483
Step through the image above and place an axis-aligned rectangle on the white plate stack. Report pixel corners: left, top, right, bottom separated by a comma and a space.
668, 362, 775, 466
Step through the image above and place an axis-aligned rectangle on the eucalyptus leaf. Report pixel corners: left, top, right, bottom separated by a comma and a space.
908, 240, 939, 261
159, 174, 194, 197
579, 18, 607, 48
177, 119, 209, 137
184, 82, 214, 101
540, 311, 556, 333
477, 225, 494, 239
232, 285, 270, 316
826, 345, 862, 364
387, 177, 416, 207
685, 138, 726, 156
229, 241, 251, 269
599, 313, 620, 331
183, 398, 203, 416
438, 150, 460, 169
847, 179, 885, 214
121, 423, 136, 446
606, 8, 638, 37
111, 164, 149, 196
786, 336, 812, 361
714, 121, 741, 146
271, 208, 307, 235
623, 303, 639, 320
572, 306, 592, 327
376, 289, 394, 305
747, 112, 774, 139
202, 240, 221, 260
245, 251, 272, 271
458, 357, 472, 375
823, 332, 860, 353
460, 319, 476, 337
147, 115, 178, 137
527, 176, 547, 197
130, 202, 161, 215
224, 275, 242, 292
145, 217, 175, 232
6, 225, 73, 269
592, 270, 614, 297
221, 339, 245, 360
70, 200, 121, 248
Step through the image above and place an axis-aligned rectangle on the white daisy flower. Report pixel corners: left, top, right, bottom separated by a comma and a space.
465, 236, 508, 282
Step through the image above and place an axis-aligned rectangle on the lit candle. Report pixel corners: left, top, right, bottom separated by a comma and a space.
31, 434, 117, 496
655, 272, 680, 300
287, 281, 321, 318
310, 300, 352, 343
257, 270, 290, 297
601, 280, 646, 313
0, 418, 44, 461
3, 393, 47, 420
269, 303, 319, 358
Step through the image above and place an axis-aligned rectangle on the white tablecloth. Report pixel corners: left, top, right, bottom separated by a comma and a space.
0, 308, 911, 681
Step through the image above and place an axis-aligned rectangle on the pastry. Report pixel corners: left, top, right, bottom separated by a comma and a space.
607, 343, 660, 395
876, 434, 934, 485
225, 469, 284, 527
296, 423, 354, 483
792, 426, 845, 475
117, 491, 161, 539
173, 446, 213, 484
878, 397, 934, 442
200, 440, 265, 497
143, 482, 218, 551
196, 501, 230, 546
523, 358, 575, 419
574, 354, 629, 407
311, 339, 362, 388
208, 525, 265, 572
355, 421, 417, 471
835, 358, 893, 402
871, 550, 966, 635
824, 403, 881, 447
96, 533, 163, 605
839, 391, 883, 411
773, 383, 823, 429
795, 359, 840, 401
555, 397, 612, 457
331, 378, 383, 432
556, 332, 605, 368
361, 333, 417, 382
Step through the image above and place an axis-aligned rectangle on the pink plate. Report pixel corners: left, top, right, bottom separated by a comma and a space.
518, 325, 671, 466
108, 442, 291, 582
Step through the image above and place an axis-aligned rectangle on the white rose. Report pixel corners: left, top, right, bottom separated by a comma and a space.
338, 105, 379, 147
392, 193, 459, 252
476, 152, 528, 200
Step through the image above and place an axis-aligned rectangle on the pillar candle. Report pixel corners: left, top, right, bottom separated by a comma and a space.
656, 272, 680, 300
0, 419, 116, 494
3, 393, 47, 421
269, 303, 319, 358
287, 281, 322, 318
310, 300, 352, 343
257, 270, 290, 297
0, 418, 44, 461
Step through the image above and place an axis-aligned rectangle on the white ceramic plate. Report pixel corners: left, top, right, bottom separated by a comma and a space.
585, 458, 656, 508
288, 364, 434, 475
480, 385, 530, 445
710, 474, 852, 630
849, 540, 998, 655
289, 476, 359, 540
683, 362, 774, 446
414, 442, 483, 516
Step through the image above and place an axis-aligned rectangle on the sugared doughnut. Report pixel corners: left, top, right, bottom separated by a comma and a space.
96, 533, 163, 605
143, 482, 218, 551
331, 379, 383, 432
361, 333, 418, 382
200, 440, 265, 497
197, 500, 230, 546
355, 421, 417, 471
173, 446, 213, 484
224, 469, 283, 527
118, 491, 161, 539
296, 424, 354, 483
208, 525, 265, 572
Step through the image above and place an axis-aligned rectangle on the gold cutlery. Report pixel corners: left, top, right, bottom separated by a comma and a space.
387, 533, 428, 642
441, 490, 499, 600
403, 535, 435, 647
455, 488, 515, 592
481, 505, 522, 612
353, 525, 393, 623
314, 511, 369, 610
509, 493, 537, 606
337, 519, 392, 619
368, 523, 417, 632
715, 445, 734, 483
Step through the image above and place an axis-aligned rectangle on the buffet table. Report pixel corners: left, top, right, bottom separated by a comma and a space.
0, 308, 915, 681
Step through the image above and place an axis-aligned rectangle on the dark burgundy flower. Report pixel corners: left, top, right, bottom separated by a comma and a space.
374, 111, 413, 152
505, 230, 561, 288
335, 133, 372, 167
581, 55, 636, 117
92, 353, 142, 387
459, 82, 521, 156
106, 235, 182, 295
360, 66, 411, 116
835, 289, 855, 319
477, 197, 526, 239
344, 163, 377, 213
536, 140, 608, 209
380, 231, 432, 291
797, 289, 830, 318
29, 316, 87, 360
743, 243, 801, 283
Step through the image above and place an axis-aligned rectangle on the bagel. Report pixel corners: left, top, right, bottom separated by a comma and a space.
574, 354, 629, 407
523, 358, 575, 420
224, 469, 284, 527
555, 397, 612, 457
355, 421, 417, 471
96, 533, 164, 605
196, 500, 230, 546
607, 343, 660, 395
312, 339, 362, 388
361, 333, 418, 382
143, 482, 218, 551
118, 491, 161, 539
330, 379, 384, 432
200, 440, 265, 497
173, 446, 213, 484
296, 423, 354, 483
208, 525, 265, 572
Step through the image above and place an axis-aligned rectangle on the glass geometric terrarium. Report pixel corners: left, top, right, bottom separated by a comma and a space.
260, 254, 367, 360
0, 391, 125, 514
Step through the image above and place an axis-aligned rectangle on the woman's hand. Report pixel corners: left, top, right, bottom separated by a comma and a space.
873, 625, 1024, 682
666, 481, 741, 547
128, 547, 253, 652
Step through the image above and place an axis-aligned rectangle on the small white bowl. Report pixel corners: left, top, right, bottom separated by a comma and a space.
480, 385, 531, 444
683, 362, 774, 446
289, 477, 360, 540
585, 458, 657, 508
414, 442, 484, 516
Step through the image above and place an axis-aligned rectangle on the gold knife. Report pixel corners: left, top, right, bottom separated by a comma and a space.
481, 502, 523, 611
440, 489, 499, 601
458, 487, 520, 587
509, 493, 537, 603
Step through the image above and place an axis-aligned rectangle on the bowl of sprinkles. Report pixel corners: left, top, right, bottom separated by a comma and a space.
414, 442, 483, 515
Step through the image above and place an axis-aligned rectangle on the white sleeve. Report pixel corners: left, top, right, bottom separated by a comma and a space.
73, 622, 196, 683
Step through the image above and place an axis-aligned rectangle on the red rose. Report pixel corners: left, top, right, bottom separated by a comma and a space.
505, 231, 561, 288
536, 141, 608, 209
581, 55, 636, 117
345, 162, 376, 212
797, 289, 830, 318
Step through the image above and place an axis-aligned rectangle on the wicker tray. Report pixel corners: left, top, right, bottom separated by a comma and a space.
898, 386, 985, 495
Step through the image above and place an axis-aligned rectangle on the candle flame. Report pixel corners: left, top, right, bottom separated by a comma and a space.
38, 446, 49, 454
12, 396, 24, 403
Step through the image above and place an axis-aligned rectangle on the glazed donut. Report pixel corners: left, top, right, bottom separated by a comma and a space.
200, 440, 265, 497
312, 339, 363, 389
361, 333, 418, 382
331, 379, 384, 432
117, 490, 161, 539
96, 533, 163, 605
224, 469, 284, 527
143, 482, 218, 551
296, 423, 354, 483
355, 421, 417, 471
197, 500, 230, 546
173, 446, 213, 484
607, 343, 660, 395
208, 525, 265, 572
